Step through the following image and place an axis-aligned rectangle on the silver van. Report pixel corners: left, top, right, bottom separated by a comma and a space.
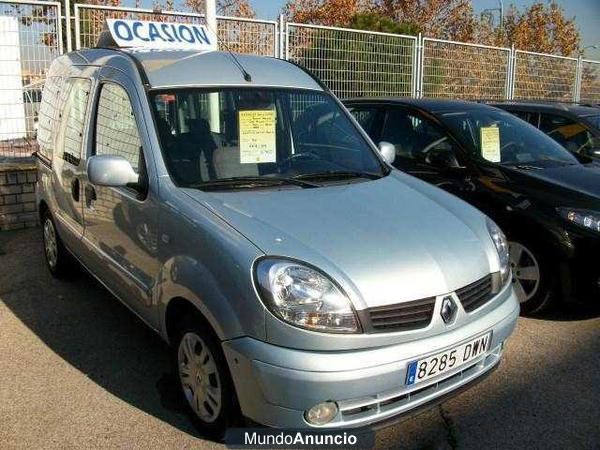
36, 45, 519, 436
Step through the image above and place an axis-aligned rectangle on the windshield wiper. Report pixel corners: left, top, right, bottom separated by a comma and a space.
293, 170, 383, 181
190, 176, 319, 191
507, 164, 544, 171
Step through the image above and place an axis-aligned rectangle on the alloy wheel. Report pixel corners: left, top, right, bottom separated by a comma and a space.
508, 241, 541, 304
177, 332, 222, 423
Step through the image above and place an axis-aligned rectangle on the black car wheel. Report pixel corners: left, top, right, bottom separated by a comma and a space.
508, 240, 554, 313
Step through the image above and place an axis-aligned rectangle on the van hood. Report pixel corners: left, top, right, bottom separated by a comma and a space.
183, 173, 498, 309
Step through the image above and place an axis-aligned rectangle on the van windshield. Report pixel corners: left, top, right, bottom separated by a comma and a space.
150, 88, 386, 188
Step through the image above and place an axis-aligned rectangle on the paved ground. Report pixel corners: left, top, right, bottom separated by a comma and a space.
1, 228, 599, 449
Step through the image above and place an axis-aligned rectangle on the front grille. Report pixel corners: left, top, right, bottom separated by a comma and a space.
456, 275, 494, 312
367, 297, 436, 332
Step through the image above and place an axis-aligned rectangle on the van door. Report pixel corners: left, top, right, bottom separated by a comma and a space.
51, 78, 91, 252
81, 72, 159, 325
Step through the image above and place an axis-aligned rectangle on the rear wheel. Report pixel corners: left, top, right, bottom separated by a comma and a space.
508, 240, 554, 313
172, 316, 240, 439
42, 211, 76, 279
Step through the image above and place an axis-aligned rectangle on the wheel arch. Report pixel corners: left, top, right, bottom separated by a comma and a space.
38, 199, 49, 222
157, 255, 259, 345
496, 210, 572, 260
164, 296, 218, 345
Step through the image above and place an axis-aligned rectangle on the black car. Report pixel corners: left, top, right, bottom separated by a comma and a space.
344, 98, 600, 313
490, 101, 600, 160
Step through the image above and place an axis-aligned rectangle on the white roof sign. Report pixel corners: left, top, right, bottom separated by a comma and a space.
106, 19, 217, 51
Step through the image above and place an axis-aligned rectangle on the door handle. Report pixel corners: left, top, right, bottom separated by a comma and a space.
71, 178, 80, 202
85, 184, 97, 209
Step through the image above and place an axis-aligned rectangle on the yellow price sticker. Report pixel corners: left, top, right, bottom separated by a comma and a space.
239, 110, 277, 164
480, 126, 501, 163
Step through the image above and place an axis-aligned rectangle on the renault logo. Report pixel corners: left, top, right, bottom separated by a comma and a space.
440, 296, 458, 324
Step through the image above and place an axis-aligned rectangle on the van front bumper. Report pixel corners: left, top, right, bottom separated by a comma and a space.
222, 291, 519, 429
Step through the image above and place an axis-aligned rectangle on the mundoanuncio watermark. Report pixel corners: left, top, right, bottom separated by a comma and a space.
225, 428, 375, 449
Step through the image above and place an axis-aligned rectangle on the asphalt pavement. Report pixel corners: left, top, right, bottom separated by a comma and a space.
1, 228, 598, 449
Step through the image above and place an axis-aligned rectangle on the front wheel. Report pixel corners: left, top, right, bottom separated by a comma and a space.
173, 317, 240, 439
508, 240, 554, 314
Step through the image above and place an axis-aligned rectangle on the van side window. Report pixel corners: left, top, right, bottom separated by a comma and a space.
37, 76, 63, 160
56, 78, 91, 164
95, 83, 142, 172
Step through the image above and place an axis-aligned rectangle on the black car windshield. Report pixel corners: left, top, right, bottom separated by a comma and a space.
583, 114, 600, 130
150, 88, 385, 188
439, 108, 580, 168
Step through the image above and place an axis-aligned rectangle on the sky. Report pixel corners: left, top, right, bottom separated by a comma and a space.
126, 0, 600, 59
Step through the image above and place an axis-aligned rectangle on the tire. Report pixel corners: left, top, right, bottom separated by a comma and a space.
172, 315, 241, 439
508, 239, 555, 314
41, 210, 76, 279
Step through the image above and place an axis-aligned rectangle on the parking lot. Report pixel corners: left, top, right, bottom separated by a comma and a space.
0, 227, 599, 449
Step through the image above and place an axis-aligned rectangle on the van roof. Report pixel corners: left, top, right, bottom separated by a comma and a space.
66, 48, 323, 91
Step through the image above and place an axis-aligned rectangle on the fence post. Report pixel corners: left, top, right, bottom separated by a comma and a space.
505, 45, 512, 100
410, 33, 419, 98
416, 33, 423, 98
64, 0, 72, 52
73, 3, 80, 50
56, 0, 64, 54
574, 55, 583, 103
278, 14, 284, 59
284, 20, 289, 60
508, 45, 516, 100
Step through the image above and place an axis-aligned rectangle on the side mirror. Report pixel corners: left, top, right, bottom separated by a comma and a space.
87, 155, 139, 187
378, 141, 396, 164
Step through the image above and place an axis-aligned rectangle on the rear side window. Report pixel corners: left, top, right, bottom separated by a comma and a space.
37, 76, 63, 160
539, 113, 594, 154
511, 110, 538, 127
56, 78, 91, 164
95, 83, 142, 172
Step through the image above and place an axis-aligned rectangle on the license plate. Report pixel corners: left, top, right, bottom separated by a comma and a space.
405, 332, 492, 386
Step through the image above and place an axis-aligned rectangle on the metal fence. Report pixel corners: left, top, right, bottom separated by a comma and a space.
420, 38, 511, 100
74, 4, 277, 57
1, 0, 600, 159
0, 0, 62, 158
512, 50, 579, 101
580, 60, 600, 104
286, 23, 417, 99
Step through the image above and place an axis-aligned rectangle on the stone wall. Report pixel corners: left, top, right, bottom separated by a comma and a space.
0, 160, 38, 231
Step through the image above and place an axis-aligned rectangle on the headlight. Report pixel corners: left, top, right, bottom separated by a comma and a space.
486, 219, 510, 285
557, 207, 600, 233
255, 258, 360, 333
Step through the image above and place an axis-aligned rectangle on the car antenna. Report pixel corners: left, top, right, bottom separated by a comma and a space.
206, 22, 252, 82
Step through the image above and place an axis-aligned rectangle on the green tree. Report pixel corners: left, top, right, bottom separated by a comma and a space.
347, 11, 420, 35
